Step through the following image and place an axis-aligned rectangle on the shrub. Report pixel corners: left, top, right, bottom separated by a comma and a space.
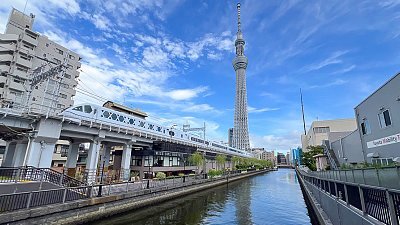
156, 172, 166, 179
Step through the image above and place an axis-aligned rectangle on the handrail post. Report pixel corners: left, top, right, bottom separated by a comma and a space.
343, 184, 349, 204
26, 192, 33, 209
62, 188, 68, 203
386, 190, 399, 225
358, 185, 366, 214
39, 169, 44, 191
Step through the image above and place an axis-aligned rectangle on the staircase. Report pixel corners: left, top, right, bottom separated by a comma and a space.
0, 167, 86, 187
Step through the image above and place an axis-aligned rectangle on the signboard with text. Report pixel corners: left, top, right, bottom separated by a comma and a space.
367, 133, 400, 148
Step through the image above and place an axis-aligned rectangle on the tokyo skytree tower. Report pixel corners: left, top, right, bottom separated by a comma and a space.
232, 3, 250, 151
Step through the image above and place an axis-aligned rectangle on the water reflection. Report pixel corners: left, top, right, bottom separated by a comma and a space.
91, 169, 313, 225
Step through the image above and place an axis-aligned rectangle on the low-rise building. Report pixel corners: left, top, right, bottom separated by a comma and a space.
301, 119, 357, 151
329, 73, 400, 166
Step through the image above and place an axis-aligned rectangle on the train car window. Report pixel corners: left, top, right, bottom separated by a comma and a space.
84, 105, 92, 113
119, 115, 124, 122
129, 118, 134, 124
72, 106, 83, 112
111, 113, 117, 120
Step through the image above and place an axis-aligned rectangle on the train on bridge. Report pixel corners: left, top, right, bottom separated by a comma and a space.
60, 103, 251, 158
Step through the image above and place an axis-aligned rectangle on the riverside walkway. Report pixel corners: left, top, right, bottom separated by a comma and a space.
297, 166, 400, 225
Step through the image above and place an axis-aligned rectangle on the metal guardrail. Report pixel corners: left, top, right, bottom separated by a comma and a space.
0, 169, 268, 213
307, 166, 400, 190
298, 169, 400, 225
0, 167, 86, 187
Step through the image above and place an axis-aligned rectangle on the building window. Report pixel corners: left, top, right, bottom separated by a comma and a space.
361, 119, 371, 135
57, 104, 65, 108
378, 109, 391, 128
64, 74, 71, 79
313, 127, 330, 133
46, 43, 49, 47
53, 58, 61, 64
56, 48, 63, 55
59, 93, 67, 99
69, 55, 75, 60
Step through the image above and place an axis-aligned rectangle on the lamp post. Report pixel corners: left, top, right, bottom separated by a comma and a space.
97, 161, 105, 197
146, 165, 151, 189
183, 156, 186, 183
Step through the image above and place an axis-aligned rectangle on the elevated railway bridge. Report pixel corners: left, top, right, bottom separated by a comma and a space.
0, 107, 251, 184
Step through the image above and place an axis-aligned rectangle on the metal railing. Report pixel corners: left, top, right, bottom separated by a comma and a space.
0, 167, 86, 187
306, 166, 400, 190
298, 169, 400, 225
0, 169, 268, 213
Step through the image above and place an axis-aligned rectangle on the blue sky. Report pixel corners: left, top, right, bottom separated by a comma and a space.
1, 0, 399, 152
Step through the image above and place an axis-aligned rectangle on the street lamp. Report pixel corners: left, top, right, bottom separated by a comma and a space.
146, 165, 152, 189
182, 155, 186, 183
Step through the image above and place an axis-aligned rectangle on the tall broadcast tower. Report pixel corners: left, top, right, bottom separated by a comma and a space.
232, 3, 250, 151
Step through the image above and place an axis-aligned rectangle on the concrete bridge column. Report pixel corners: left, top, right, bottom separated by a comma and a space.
25, 141, 56, 168
2, 142, 16, 167
120, 144, 132, 181
66, 143, 80, 177
103, 145, 112, 170
85, 139, 101, 184
12, 143, 28, 167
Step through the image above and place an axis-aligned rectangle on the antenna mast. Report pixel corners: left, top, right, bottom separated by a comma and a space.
300, 88, 306, 135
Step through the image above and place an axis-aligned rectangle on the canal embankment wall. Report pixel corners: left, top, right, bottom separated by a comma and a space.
1, 169, 270, 225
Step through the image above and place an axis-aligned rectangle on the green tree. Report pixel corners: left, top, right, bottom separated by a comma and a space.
189, 151, 204, 173
215, 154, 227, 170
302, 146, 324, 171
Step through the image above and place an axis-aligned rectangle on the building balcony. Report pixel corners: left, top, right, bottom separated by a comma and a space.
10, 69, 28, 79
0, 54, 13, 62
19, 45, 35, 56
0, 34, 18, 42
0, 76, 7, 84
15, 56, 32, 69
21, 33, 38, 46
8, 80, 25, 91
0, 65, 10, 73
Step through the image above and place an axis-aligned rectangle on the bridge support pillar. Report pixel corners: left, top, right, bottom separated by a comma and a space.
66, 143, 80, 177
86, 140, 101, 184
26, 141, 56, 168
2, 142, 16, 167
120, 144, 132, 181
12, 143, 28, 167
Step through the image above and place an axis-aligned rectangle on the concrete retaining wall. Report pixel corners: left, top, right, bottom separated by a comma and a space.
1, 170, 269, 225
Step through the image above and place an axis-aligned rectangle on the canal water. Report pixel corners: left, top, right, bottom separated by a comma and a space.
91, 169, 315, 225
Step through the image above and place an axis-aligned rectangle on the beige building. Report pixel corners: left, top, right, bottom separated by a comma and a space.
301, 119, 357, 151
260, 150, 275, 165
0, 8, 81, 114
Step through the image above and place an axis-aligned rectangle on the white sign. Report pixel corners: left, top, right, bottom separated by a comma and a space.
367, 133, 400, 148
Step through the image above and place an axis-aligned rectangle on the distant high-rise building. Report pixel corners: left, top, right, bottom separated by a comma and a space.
232, 3, 250, 151
0, 8, 81, 114
277, 153, 287, 165
228, 128, 234, 147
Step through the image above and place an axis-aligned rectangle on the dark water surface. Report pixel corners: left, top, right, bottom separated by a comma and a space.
92, 169, 314, 225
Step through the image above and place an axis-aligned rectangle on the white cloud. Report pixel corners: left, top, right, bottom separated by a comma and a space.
307, 79, 347, 89
248, 106, 280, 113
302, 50, 349, 73
250, 130, 301, 151
166, 87, 208, 101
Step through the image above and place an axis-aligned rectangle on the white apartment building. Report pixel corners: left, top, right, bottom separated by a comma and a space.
0, 8, 81, 114
301, 119, 357, 151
